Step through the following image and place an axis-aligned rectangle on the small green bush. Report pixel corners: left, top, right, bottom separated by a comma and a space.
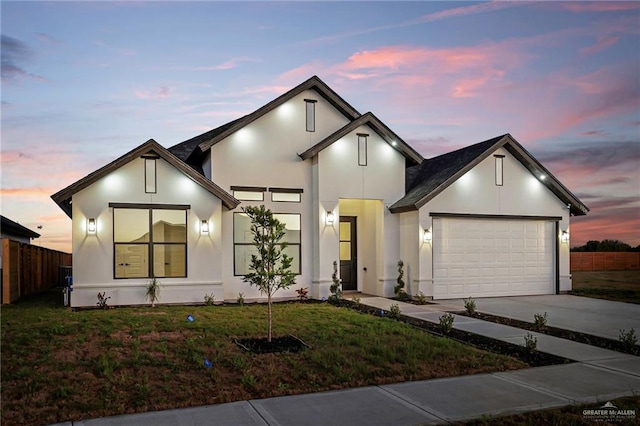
463, 297, 476, 316
328, 261, 343, 304
619, 328, 637, 353
145, 278, 161, 307
388, 303, 401, 319
296, 287, 308, 301
203, 293, 215, 306
439, 313, 455, 334
524, 333, 537, 353
413, 291, 428, 305
533, 312, 548, 330
351, 296, 361, 306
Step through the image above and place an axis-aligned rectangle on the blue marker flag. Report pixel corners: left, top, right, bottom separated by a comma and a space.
187, 314, 194, 322
204, 358, 213, 369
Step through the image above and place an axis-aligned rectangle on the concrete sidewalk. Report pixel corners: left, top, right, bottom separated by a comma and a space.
50, 297, 640, 426
51, 362, 640, 426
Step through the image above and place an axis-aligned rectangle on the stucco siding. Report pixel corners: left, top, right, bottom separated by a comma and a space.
413, 148, 571, 297
70, 157, 224, 307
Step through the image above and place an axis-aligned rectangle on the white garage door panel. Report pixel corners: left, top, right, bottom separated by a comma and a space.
433, 218, 555, 299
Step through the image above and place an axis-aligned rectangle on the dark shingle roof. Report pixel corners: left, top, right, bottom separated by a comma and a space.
390, 134, 589, 216
1, 215, 40, 239
168, 116, 246, 164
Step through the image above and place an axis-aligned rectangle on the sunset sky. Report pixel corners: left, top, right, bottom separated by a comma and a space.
2, 1, 639, 253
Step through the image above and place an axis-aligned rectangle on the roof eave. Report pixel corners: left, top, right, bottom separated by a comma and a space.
198, 75, 361, 152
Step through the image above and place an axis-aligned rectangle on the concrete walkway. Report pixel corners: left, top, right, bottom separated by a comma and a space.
50, 296, 640, 426
440, 294, 640, 341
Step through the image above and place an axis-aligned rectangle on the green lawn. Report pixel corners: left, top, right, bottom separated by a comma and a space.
571, 270, 640, 304
1, 291, 524, 425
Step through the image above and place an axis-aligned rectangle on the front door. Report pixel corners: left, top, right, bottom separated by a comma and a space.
339, 216, 357, 291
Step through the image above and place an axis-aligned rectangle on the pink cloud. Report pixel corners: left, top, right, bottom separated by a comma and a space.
581, 35, 619, 55
562, 2, 640, 13
194, 57, 260, 71
134, 85, 170, 100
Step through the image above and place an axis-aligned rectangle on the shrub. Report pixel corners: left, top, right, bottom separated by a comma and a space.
524, 333, 537, 353
203, 293, 215, 306
351, 296, 361, 306
96, 292, 111, 309
439, 313, 455, 334
388, 303, 401, 319
463, 297, 476, 316
394, 260, 409, 301
145, 278, 161, 307
328, 261, 343, 304
296, 287, 309, 301
414, 291, 428, 305
619, 328, 637, 353
533, 312, 548, 330
237, 292, 245, 306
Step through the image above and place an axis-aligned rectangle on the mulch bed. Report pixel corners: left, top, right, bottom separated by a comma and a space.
456, 311, 639, 356
331, 300, 572, 367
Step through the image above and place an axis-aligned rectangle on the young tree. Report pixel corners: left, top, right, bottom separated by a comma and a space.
242, 205, 297, 342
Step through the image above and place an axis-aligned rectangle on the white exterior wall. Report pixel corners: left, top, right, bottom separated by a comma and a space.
412, 147, 571, 297
70, 157, 224, 307
317, 128, 406, 297
210, 90, 351, 301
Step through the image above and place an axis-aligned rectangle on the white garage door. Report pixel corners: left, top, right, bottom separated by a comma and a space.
433, 217, 555, 299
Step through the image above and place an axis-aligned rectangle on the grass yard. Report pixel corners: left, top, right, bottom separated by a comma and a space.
571, 270, 640, 304
1, 292, 525, 426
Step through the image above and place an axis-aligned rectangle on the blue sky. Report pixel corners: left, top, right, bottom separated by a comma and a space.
2, 1, 639, 251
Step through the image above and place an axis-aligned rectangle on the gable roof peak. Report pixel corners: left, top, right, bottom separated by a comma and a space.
197, 76, 361, 152
51, 138, 239, 218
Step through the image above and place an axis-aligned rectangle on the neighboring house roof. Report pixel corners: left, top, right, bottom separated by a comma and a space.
298, 112, 424, 165
390, 134, 589, 216
51, 139, 240, 218
0, 215, 40, 239
197, 75, 362, 152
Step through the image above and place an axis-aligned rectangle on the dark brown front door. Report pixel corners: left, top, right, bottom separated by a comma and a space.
339, 216, 357, 291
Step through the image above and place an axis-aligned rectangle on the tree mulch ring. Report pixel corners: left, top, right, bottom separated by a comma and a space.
456, 311, 640, 356
234, 334, 310, 354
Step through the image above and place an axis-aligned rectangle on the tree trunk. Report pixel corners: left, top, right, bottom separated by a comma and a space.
267, 291, 272, 342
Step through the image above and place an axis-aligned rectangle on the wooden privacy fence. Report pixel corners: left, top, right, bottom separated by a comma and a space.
1, 239, 72, 304
571, 252, 640, 271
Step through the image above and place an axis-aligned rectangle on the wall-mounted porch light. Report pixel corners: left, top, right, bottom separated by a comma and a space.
326, 211, 335, 225
561, 231, 569, 243
87, 218, 97, 234
201, 219, 209, 235
423, 228, 432, 243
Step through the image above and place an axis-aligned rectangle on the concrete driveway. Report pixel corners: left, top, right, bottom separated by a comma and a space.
438, 295, 640, 341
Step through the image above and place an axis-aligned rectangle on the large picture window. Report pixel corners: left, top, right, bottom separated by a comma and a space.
234, 212, 301, 276
113, 205, 187, 279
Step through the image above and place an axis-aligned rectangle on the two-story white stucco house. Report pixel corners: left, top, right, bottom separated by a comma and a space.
52, 76, 588, 307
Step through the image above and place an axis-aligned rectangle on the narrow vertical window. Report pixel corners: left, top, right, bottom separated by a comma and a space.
305, 99, 316, 132
494, 155, 504, 186
145, 158, 157, 193
358, 133, 368, 166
